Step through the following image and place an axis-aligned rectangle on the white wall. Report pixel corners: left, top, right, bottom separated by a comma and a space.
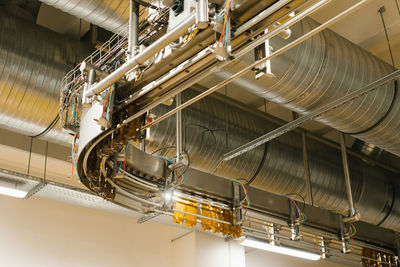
0, 195, 188, 267
0, 195, 350, 267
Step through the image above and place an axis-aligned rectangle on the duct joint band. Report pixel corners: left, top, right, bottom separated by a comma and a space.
345, 79, 398, 136
377, 185, 396, 227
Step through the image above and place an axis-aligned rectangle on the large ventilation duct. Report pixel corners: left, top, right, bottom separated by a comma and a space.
209, 17, 399, 156
0, 11, 83, 143
4, 0, 397, 231
145, 89, 400, 231
38, 0, 130, 34
37, 1, 400, 156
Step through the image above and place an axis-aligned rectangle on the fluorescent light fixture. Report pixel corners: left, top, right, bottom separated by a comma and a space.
0, 185, 27, 198
241, 237, 320, 261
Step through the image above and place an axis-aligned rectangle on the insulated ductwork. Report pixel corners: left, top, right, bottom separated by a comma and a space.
145, 90, 400, 231
39, 0, 130, 34
209, 17, 400, 156
0, 11, 83, 143
38, 1, 400, 157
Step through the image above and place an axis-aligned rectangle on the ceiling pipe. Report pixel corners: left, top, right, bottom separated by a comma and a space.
36, 0, 400, 157
38, 0, 130, 34
1, 0, 396, 232
0, 11, 84, 144
144, 89, 400, 231
208, 17, 400, 156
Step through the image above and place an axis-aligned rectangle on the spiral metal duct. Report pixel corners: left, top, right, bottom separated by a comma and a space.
0, 11, 82, 143
39, 0, 130, 34
37, 1, 400, 156
144, 90, 400, 230
210, 17, 400, 156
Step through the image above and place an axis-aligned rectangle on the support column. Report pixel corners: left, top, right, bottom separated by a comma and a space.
172, 231, 245, 267
176, 93, 183, 161
128, 0, 139, 59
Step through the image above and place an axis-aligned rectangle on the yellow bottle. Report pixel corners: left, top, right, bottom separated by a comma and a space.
200, 204, 213, 231
185, 201, 198, 228
173, 201, 185, 225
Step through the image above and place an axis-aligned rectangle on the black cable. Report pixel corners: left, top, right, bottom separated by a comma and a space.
285, 193, 306, 211
150, 145, 191, 174
151, 146, 176, 155
29, 114, 59, 139
247, 142, 269, 185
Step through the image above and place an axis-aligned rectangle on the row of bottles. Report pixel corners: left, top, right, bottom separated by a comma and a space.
173, 198, 242, 238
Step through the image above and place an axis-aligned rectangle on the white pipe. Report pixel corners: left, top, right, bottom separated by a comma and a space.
85, 13, 197, 98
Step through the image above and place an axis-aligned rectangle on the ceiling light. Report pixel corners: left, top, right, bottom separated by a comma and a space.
162, 189, 174, 204
241, 237, 320, 261
0, 185, 27, 198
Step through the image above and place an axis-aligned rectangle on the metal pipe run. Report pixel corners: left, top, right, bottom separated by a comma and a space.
301, 131, 313, 205
144, 85, 400, 230
124, 0, 332, 129
340, 133, 357, 217
234, 0, 293, 36
139, 0, 372, 132
0, 11, 83, 143
85, 13, 196, 98
176, 94, 183, 159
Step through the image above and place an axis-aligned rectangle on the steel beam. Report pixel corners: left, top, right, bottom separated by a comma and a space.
234, 0, 293, 36
302, 131, 313, 206
220, 70, 400, 162
176, 94, 183, 160
24, 181, 47, 199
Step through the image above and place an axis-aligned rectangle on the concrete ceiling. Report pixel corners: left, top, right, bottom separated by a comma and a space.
311, 0, 400, 68
36, 3, 90, 39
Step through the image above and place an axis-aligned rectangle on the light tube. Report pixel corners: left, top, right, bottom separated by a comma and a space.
0, 185, 27, 198
241, 238, 320, 261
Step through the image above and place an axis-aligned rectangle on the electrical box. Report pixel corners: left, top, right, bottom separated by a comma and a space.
167, 0, 197, 32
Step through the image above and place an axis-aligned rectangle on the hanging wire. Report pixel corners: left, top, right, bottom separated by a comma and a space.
27, 137, 33, 176
378, 6, 396, 68
154, 155, 186, 185
395, 0, 400, 16
225, 177, 250, 223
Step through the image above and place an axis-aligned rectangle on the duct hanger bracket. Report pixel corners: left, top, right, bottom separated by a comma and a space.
137, 212, 161, 224
288, 199, 302, 241
395, 232, 400, 263
253, 30, 275, 79
232, 181, 242, 225
24, 180, 47, 199
339, 214, 353, 254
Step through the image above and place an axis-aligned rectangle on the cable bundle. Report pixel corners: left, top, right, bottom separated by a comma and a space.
29, 114, 59, 139
217, 0, 232, 48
